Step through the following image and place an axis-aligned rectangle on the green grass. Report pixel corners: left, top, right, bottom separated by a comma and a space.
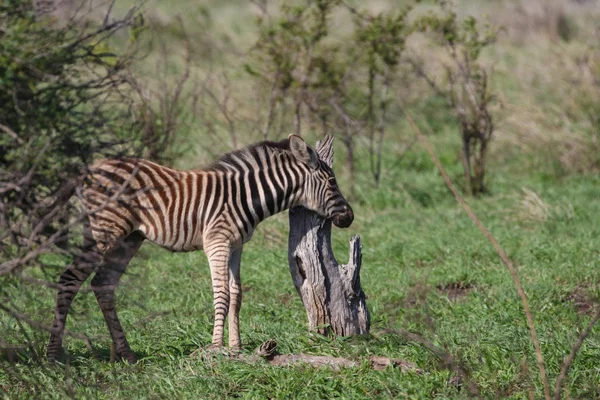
3, 0, 600, 398
2, 133, 600, 398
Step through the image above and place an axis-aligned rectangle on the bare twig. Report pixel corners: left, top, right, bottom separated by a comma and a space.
553, 307, 600, 400
0, 123, 24, 145
0, 165, 140, 275
102, 0, 116, 28
262, 72, 281, 140
404, 110, 551, 400
405, 56, 447, 99
0, 303, 93, 351
203, 73, 239, 149
249, 0, 268, 16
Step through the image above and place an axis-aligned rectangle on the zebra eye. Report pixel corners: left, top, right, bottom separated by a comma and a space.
328, 177, 337, 186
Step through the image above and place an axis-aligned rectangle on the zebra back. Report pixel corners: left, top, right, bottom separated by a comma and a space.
83, 140, 309, 252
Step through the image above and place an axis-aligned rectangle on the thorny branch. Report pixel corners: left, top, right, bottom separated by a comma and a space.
0, 165, 141, 275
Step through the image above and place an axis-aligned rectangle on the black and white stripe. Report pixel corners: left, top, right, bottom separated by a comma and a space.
47, 135, 353, 362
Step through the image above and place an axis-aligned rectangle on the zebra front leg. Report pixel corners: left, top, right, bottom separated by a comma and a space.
91, 233, 143, 364
206, 243, 232, 349
228, 246, 243, 350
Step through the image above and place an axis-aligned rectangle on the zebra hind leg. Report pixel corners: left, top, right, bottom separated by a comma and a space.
47, 222, 100, 361
47, 258, 97, 361
206, 243, 232, 349
91, 232, 144, 364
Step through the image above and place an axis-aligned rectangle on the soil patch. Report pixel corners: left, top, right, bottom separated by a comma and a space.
436, 281, 474, 301
565, 285, 599, 316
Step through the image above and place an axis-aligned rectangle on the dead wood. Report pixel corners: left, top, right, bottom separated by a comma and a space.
229, 340, 421, 373
288, 135, 369, 336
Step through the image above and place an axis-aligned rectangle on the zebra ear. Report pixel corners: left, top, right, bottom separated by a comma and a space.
289, 134, 319, 169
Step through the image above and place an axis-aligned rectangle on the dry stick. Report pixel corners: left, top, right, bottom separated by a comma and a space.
193, 340, 422, 373
0, 303, 94, 351
404, 110, 551, 400
553, 307, 600, 400
0, 123, 24, 144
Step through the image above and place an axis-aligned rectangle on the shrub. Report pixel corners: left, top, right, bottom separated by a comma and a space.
412, 1, 498, 195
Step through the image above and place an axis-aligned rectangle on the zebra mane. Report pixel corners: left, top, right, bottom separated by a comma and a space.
206, 139, 292, 172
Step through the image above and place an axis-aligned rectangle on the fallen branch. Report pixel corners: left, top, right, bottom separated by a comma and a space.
246, 340, 421, 373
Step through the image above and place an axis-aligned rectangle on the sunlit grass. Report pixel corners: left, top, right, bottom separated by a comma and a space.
2, 136, 600, 397
3, 0, 600, 398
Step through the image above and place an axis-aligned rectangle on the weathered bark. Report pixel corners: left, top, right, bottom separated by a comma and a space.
191, 340, 421, 373
288, 135, 370, 336
252, 340, 419, 373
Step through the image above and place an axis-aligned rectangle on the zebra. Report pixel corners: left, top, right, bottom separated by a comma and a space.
47, 135, 354, 363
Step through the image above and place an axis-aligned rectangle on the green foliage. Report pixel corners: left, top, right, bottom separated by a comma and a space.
251, 0, 344, 96
0, 0, 152, 252
353, 5, 411, 70
413, 10, 496, 61
0, 0, 140, 191
411, 1, 498, 195
247, 0, 416, 188
0, 0, 192, 314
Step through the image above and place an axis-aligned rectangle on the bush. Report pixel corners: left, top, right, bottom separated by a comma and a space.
412, 1, 498, 195
0, 0, 148, 258
0, 2, 156, 367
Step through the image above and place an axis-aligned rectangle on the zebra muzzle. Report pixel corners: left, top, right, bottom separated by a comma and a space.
332, 206, 354, 228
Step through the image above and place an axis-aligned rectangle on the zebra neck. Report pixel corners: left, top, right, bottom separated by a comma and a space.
260, 154, 305, 220
204, 163, 303, 228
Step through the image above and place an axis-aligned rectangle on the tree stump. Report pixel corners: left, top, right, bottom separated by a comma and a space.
288, 135, 370, 336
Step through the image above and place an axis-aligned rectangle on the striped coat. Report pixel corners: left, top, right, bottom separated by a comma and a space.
48, 135, 354, 363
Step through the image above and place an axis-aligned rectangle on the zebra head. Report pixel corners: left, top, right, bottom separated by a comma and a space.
289, 135, 354, 228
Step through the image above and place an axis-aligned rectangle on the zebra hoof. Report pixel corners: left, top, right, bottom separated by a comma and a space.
190, 344, 228, 359
118, 351, 138, 364
227, 346, 241, 357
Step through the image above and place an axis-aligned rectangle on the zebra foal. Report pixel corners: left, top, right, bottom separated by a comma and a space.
47, 135, 354, 363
